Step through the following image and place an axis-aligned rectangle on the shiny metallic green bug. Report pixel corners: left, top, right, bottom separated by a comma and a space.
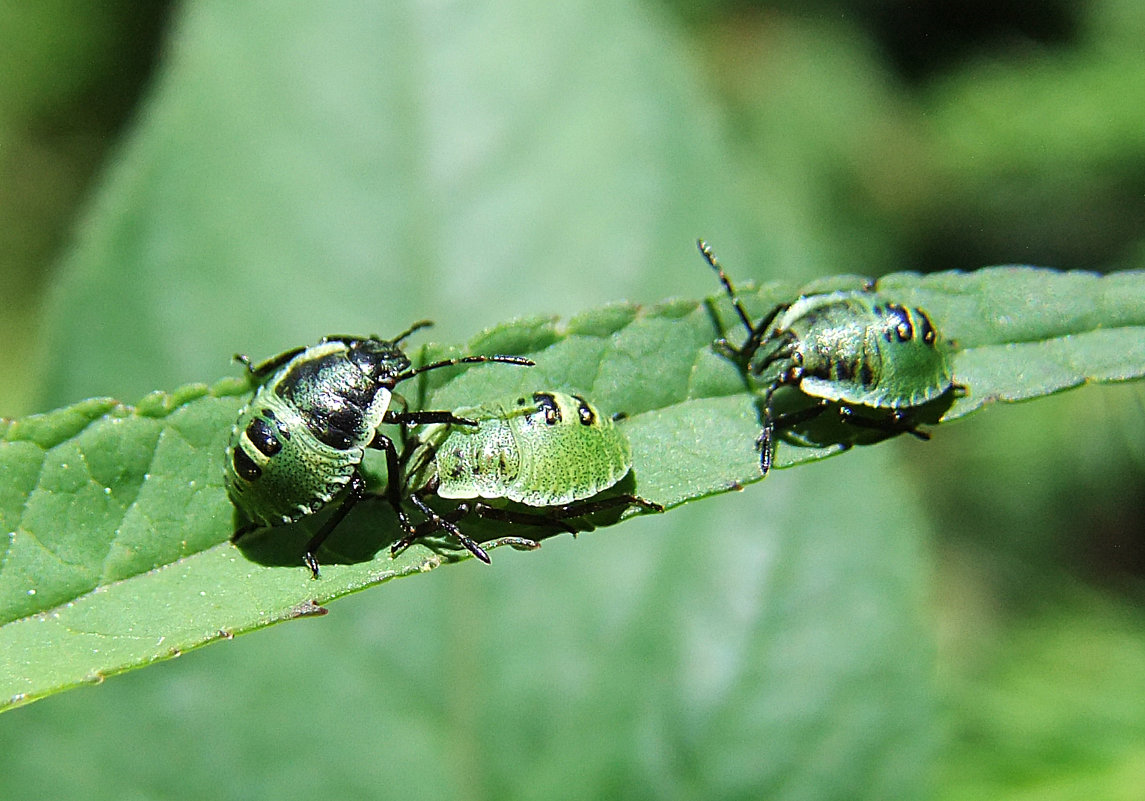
699, 241, 956, 473
225, 321, 532, 576
391, 391, 663, 558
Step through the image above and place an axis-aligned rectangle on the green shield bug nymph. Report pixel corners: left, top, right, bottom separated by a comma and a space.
698, 240, 957, 474
225, 321, 533, 577
391, 391, 664, 559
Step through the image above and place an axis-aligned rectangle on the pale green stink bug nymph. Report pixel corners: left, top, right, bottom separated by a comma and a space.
225, 321, 533, 577
391, 390, 663, 559
698, 240, 958, 474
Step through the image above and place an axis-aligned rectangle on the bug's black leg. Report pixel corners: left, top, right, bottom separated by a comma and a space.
768, 400, 832, 434
757, 382, 781, 475
390, 502, 545, 556
736, 309, 791, 371
383, 409, 478, 427
391, 495, 491, 564
230, 519, 260, 544
393, 501, 468, 540
234, 346, 307, 380
548, 494, 664, 518
387, 393, 415, 453
746, 334, 798, 378
466, 494, 662, 535
836, 406, 931, 440
384, 398, 479, 462
320, 321, 437, 349
758, 398, 832, 472
366, 431, 418, 535
388, 320, 435, 345
302, 472, 368, 579
755, 363, 822, 474
467, 503, 580, 533
758, 390, 841, 474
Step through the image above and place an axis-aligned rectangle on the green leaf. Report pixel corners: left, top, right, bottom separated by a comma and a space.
3, 266, 1143, 710
880, 267, 1145, 416
7, 2, 1143, 798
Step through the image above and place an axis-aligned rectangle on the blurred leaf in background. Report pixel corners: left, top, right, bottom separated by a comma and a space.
0, 1, 1142, 800
0, 2, 172, 416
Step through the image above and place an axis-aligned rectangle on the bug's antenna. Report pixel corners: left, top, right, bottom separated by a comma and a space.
402, 354, 534, 381
698, 239, 755, 335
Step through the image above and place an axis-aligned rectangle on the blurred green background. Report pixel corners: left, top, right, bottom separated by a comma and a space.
2, 1, 1143, 799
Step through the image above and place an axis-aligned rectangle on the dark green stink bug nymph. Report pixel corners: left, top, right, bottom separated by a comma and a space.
391, 390, 663, 559
698, 241, 957, 474
225, 321, 533, 576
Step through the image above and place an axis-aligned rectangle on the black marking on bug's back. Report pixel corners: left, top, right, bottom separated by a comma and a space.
572, 394, 595, 426
917, 309, 938, 345
533, 392, 561, 425
277, 350, 380, 450
232, 447, 261, 481
805, 359, 832, 381
311, 401, 367, 450
448, 447, 465, 478
886, 302, 914, 342
859, 360, 876, 388
279, 354, 378, 412
830, 359, 856, 382
276, 350, 338, 399
245, 416, 282, 457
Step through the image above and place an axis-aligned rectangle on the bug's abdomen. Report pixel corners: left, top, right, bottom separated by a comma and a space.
789, 293, 952, 408
432, 392, 634, 507
796, 309, 884, 401
433, 417, 522, 502
506, 393, 632, 506
225, 393, 363, 526
513, 429, 631, 506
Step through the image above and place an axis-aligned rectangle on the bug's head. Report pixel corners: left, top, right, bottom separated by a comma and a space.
348, 337, 413, 382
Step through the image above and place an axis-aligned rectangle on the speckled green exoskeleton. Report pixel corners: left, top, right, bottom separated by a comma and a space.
391, 390, 663, 558
225, 321, 533, 576
698, 240, 957, 473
